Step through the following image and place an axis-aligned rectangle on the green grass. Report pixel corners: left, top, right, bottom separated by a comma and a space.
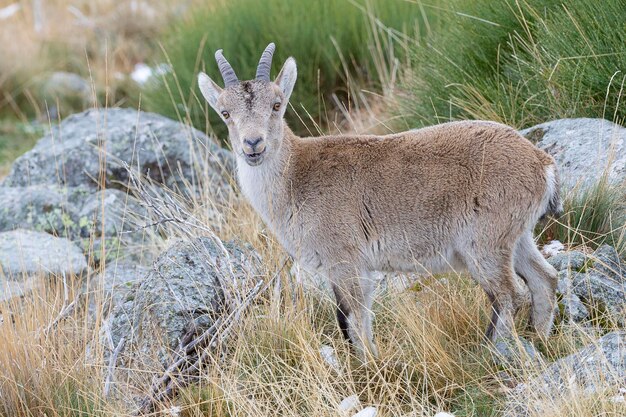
0, 120, 43, 178
539, 177, 626, 253
144, 0, 426, 138
398, 0, 626, 130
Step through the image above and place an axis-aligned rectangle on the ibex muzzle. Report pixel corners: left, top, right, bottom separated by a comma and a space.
198, 43, 561, 360
242, 137, 266, 165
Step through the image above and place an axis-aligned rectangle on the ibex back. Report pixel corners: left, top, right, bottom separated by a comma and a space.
198, 43, 561, 358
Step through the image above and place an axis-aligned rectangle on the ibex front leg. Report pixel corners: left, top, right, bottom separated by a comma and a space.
329, 264, 379, 360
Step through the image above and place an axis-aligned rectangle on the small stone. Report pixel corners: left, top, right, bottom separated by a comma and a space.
542, 240, 564, 257
352, 406, 377, 417
320, 345, 341, 372
433, 413, 456, 417
338, 394, 361, 413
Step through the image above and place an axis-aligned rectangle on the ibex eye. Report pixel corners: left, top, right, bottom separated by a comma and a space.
273, 102, 281, 111
221, 111, 230, 119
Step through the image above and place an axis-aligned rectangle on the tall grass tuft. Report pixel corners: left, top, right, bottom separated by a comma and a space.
399, 0, 626, 129
540, 177, 626, 253
144, 0, 424, 138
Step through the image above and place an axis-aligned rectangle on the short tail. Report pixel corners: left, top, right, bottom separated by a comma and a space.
540, 163, 563, 220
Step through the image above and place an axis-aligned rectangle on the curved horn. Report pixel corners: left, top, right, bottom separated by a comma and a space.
215, 49, 238, 87
255, 43, 276, 81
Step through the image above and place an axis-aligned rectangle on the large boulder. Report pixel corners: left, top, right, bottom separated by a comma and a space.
0, 185, 153, 265
0, 229, 88, 301
2, 108, 233, 195
77, 189, 151, 264
0, 185, 85, 236
100, 237, 262, 379
520, 118, 626, 190
0, 109, 234, 268
503, 331, 626, 417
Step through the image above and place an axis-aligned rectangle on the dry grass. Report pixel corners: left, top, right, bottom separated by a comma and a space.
0, 3, 624, 416
0, 135, 624, 416
0, 0, 198, 120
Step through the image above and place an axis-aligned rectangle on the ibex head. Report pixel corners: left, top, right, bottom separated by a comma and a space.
198, 43, 297, 166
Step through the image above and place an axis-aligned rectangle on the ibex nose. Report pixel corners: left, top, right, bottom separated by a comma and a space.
243, 137, 265, 154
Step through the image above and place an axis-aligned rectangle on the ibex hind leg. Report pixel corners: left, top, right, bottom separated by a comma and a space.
330, 266, 379, 360
464, 250, 526, 342
514, 231, 558, 338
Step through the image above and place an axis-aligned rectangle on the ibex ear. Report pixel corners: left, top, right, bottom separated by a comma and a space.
198, 72, 223, 113
275, 57, 297, 101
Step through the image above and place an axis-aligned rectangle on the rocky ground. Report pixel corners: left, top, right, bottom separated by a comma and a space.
0, 110, 624, 416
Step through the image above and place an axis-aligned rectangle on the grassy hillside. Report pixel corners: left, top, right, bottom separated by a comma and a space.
398, 0, 626, 129
144, 0, 425, 137
0, 1, 625, 416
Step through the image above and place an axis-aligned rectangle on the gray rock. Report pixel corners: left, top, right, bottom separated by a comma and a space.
547, 251, 588, 272
41, 72, 91, 118
0, 185, 83, 236
101, 237, 262, 372
0, 185, 153, 264
503, 331, 626, 417
0, 275, 42, 302
492, 336, 544, 369
553, 246, 626, 326
0, 229, 87, 279
556, 270, 589, 323
77, 189, 152, 264
78, 189, 146, 238
0, 109, 233, 266
557, 292, 589, 324
592, 244, 625, 280
0, 229, 88, 301
520, 118, 626, 190
3, 108, 233, 198
87, 263, 150, 318
572, 270, 626, 326
556, 269, 574, 294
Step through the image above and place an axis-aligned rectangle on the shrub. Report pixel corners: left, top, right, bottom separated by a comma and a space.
144, 0, 424, 137
399, 0, 626, 129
